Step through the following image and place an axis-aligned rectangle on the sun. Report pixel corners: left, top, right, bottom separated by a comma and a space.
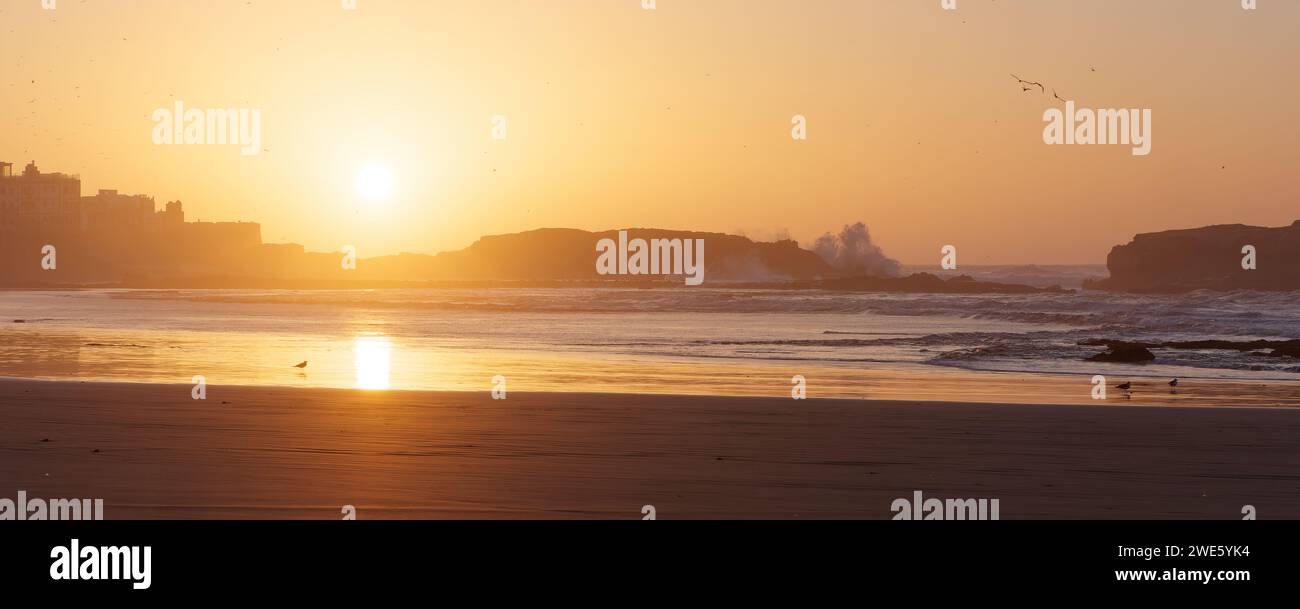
356, 165, 395, 201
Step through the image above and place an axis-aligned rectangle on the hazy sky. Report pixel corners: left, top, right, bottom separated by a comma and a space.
3, 0, 1297, 264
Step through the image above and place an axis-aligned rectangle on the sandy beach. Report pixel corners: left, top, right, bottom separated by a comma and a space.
3, 378, 1298, 519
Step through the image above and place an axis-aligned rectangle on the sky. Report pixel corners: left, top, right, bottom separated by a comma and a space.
2, 0, 1297, 264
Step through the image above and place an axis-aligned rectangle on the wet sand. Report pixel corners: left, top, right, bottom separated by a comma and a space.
2, 379, 1299, 519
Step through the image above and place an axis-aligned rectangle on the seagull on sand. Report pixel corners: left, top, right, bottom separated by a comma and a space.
1169, 378, 1179, 387
293, 361, 308, 369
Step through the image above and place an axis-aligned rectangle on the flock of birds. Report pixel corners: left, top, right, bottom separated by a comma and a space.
288, 357, 1180, 401
1114, 378, 1179, 399
1011, 69, 1094, 103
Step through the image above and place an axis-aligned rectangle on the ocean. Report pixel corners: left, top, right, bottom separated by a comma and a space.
3, 285, 1299, 405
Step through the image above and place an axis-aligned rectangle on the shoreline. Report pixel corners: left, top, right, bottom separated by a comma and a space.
4, 379, 1300, 519
5, 365, 1300, 410
7, 290, 1300, 405
2, 375, 1298, 410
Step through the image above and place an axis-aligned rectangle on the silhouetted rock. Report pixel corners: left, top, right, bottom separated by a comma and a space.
1085, 221, 1300, 292
1087, 343, 1156, 363
1271, 343, 1300, 358
357, 228, 835, 282
0, 212, 1062, 293
1081, 338, 1300, 361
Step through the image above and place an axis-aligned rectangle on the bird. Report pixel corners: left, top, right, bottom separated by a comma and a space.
1116, 382, 1132, 391
1011, 74, 1044, 93
1021, 86, 1033, 92
293, 361, 308, 369
1169, 378, 1179, 387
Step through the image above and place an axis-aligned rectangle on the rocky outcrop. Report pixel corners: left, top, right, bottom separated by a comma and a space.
1085, 221, 1300, 292
1085, 343, 1156, 363
2, 225, 1065, 293
1082, 338, 1300, 361
359, 228, 836, 282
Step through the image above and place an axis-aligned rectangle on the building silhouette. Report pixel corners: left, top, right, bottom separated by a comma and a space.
0, 161, 81, 233
1, 160, 268, 285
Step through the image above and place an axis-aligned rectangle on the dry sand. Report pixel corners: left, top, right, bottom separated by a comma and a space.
2, 379, 1298, 519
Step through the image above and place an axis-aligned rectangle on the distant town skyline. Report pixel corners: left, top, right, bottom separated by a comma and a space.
4, 0, 1298, 264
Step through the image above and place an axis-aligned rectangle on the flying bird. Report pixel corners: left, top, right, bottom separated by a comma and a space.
293, 361, 308, 369
1011, 74, 1044, 93
1053, 89, 1066, 102
1116, 382, 1132, 391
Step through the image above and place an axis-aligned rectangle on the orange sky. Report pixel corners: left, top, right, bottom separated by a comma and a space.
3, 0, 1297, 264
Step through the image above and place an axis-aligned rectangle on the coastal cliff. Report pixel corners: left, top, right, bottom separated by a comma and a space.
364, 228, 835, 282
1085, 221, 1300, 292
1, 225, 1065, 293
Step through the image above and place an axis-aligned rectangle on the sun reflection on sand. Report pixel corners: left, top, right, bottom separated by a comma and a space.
353, 336, 392, 390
